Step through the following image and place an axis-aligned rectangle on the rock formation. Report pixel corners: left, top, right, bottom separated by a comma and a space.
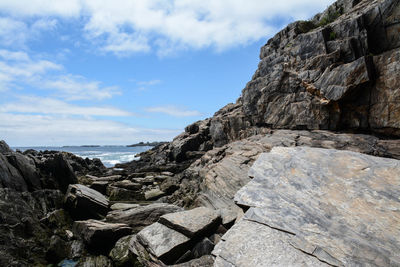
1, 0, 400, 266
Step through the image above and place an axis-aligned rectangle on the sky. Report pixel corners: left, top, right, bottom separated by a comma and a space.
0, 0, 335, 146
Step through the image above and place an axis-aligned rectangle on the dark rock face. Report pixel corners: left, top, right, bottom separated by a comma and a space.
0, 140, 12, 153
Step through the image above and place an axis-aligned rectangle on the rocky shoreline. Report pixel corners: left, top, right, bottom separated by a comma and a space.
1, 0, 400, 266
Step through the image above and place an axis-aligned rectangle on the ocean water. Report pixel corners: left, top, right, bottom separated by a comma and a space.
13, 145, 153, 168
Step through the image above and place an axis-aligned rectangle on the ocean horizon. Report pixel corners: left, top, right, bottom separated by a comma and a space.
12, 145, 154, 168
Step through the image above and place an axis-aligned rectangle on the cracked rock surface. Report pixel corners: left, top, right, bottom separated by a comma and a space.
213, 147, 400, 266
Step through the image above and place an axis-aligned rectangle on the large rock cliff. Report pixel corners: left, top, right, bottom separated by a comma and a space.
1, 0, 400, 266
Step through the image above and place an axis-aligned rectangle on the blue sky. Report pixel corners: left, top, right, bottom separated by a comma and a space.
0, 0, 334, 146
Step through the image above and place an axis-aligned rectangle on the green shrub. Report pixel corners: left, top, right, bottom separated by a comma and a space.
296, 20, 318, 34
319, 6, 344, 27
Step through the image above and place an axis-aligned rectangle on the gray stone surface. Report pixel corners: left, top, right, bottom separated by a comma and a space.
64, 184, 109, 220
213, 219, 328, 267
110, 203, 140, 210
137, 222, 190, 264
159, 207, 220, 237
106, 203, 183, 232
172, 255, 214, 267
225, 147, 400, 266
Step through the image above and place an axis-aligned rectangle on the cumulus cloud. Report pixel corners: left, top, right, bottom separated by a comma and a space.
0, 49, 120, 100
0, 0, 335, 55
146, 105, 202, 117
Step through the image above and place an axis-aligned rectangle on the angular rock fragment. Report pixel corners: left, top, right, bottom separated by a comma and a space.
73, 219, 132, 253
159, 207, 220, 237
106, 203, 182, 232
144, 188, 165, 200
137, 222, 190, 264
64, 184, 109, 219
109, 235, 138, 267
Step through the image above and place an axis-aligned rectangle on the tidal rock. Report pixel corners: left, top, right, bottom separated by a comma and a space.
107, 186, 141, 201
64, 184, 109, 220
40, 153, 78, 192
0, 154, 28, 191
191, 238, 214, 259
229, 147, 400, 266
73, 219, 132, 253
106, 203, 183, 232
137, 222, 190, 264
0, 140, 12, 154
112, 180, 142, 190
159, 207, 220, 237
6, 153, 41, 191
109, 235, 136, 267
89, 181, 108, 195
77, 255, 113, 267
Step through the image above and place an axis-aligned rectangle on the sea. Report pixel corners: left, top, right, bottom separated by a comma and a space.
12, 145, 154, 168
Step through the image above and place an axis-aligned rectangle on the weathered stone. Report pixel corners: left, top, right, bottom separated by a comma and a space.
0, 140, 12, 154
0, 154, 28, 191
109, 235, 135, 267
159, 207, 220, 237
73, 219, 132, 253
107, 186, 141, 201
106, 203, 183, 232
41, 153, 78, 193
64, 184, 109, 220
172, 255, 214, 267
137, 222, 190, 264
112, 180, 142, 190
191, 238, 214, 259
110, 203, 140, 210
89, 181, 108, 195
144, 188, 165, 200
6, 153, 41, 191
232, 147, 400, 266
212, 219, 328, 267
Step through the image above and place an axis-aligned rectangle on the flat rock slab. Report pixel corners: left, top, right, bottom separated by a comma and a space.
73, 219, 132, 253
213, 219, 328, 267
64, 184, 109, 219
230, 147, 400, 266
106, 203, 183, 232
144, 188, 166, 200
110, 203, 140, 210
137, 222, 190, 264
159, 207, 220, 237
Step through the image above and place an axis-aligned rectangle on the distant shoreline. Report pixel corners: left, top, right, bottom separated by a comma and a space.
127, 141, 168, 147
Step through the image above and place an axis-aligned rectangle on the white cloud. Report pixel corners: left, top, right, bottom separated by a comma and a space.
1, 96, 133, 117
0, 49, 120, 100
0, 112, 180, 146
0, 0, 336, 55
42, 74, 121, 100
146, 105, 201, 117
